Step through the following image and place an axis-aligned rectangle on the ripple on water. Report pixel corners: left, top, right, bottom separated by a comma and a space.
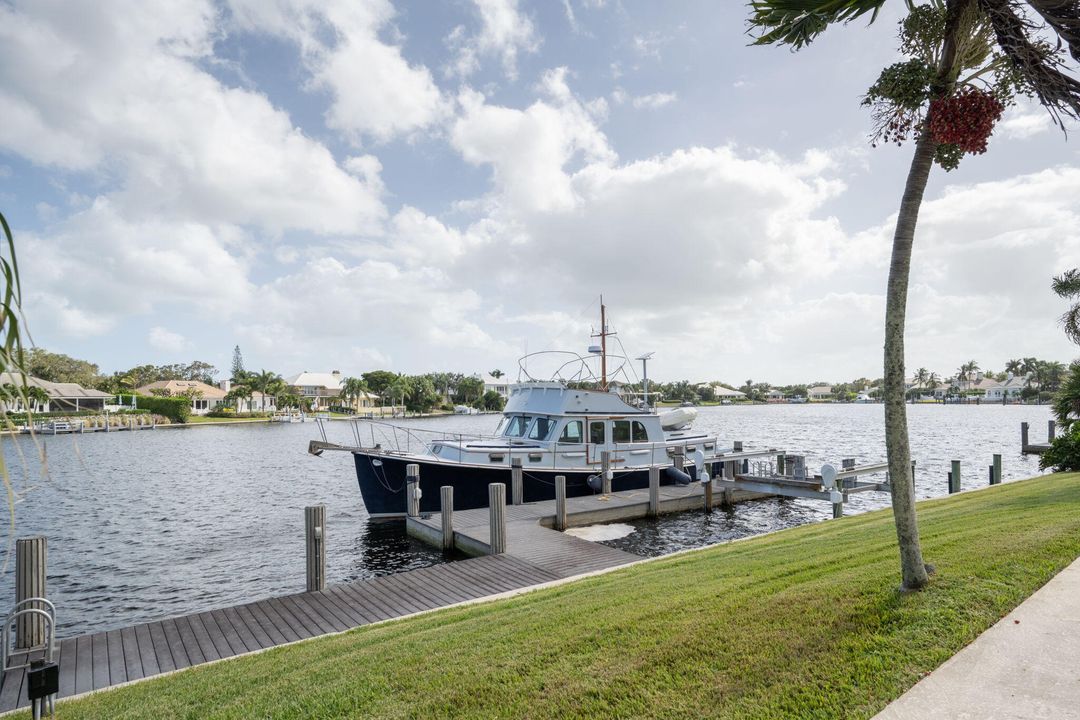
1, 405, 1051, 636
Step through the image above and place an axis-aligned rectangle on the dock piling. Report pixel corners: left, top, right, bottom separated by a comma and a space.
440, 486, 454, 550
1021, 421, 1030, 451
511, 458, 523, 506
1049, 419, 1056, 443
406, 464, 420, 517
601, 450, 612, 494
911, 460, 916, 490
648, 466, 659, 517
555, 475, 567, 531
992, 453, 1002, 485
304, 506, 325, 593
949, 460, 961, 494
15, 536, 47, 649
488, 483, 506, 554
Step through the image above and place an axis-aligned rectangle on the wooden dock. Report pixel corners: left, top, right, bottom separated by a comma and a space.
406, 482, 767, 569
1021, 420, 1055, 455
0, 554, 567, 714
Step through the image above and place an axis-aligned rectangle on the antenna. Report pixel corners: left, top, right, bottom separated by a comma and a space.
636, 352, 655, 408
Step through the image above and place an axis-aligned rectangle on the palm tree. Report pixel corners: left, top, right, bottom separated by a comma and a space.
489, 369, 504, 379
1053, 268, 1080, 344
340, 377, 369, 412
249, 369, 283, 412
26, 386, 49, 412
1005, 358, 1023, 375
913, 367, 929, 388
750, 0, 1080, 591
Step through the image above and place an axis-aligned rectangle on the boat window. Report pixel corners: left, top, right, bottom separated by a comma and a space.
494, 418, 508, 435
612, 420, 631, 443
589, 421, 606, 444
528, 417, 556, 441
632, 421, 649, 442
559, 420, 583, 443
504, 416, 532, 437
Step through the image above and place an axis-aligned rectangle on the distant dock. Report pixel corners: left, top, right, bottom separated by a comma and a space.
1021, 420, 1054, 455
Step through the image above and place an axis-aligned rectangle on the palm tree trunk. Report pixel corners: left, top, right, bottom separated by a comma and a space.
885, 127, 937, 591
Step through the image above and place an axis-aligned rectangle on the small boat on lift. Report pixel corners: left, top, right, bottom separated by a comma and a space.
310, 302, 732, 517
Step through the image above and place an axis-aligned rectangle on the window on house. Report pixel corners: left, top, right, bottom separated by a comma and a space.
559, 420, 583, 443
589, 421, 606, 444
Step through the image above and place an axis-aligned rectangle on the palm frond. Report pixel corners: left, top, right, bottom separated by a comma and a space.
748, 0, 889, 48
1053, 268, 1080, 298
978, 0, 1080, 126
1025, 0, 1080, 63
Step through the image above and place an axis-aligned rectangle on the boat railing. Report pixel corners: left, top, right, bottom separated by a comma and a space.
345, 418, 501, 455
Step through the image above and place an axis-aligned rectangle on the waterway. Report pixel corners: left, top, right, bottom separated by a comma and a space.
0, 403, 1052, 637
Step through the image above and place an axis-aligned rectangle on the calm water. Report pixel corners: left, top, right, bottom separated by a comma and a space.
0, 403, 1051, 637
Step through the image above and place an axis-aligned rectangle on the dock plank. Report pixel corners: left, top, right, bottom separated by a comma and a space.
120, 626, 143, 682
147, 621, 176, 674
90, 632, 110, 690
159, 619, 191, 670
57, 637, 78, 698
227, 605, 270, 652
133, 624, 160, 678
105, 629, 127, 686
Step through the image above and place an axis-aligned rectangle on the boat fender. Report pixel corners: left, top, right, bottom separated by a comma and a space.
587, 474, 603, 493
663, 466, 692, 486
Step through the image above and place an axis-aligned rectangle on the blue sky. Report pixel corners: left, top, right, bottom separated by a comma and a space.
2, 0, 1079, 384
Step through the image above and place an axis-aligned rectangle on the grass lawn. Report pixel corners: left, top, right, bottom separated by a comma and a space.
34, 473, 1080, 719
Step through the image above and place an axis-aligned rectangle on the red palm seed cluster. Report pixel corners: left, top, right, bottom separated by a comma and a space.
926, 87, 1004, 154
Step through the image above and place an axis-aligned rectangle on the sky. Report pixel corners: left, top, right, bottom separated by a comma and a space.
2, 0, 1080, 385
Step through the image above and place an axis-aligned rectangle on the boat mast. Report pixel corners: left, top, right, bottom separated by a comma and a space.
600, 299, 607, 390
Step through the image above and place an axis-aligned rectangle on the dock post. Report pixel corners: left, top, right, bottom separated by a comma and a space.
648, 466, 659, 517
488, 483, 506, 554
673, 448, 685, 474
15, 536, 47, 649
440, 486, 454, 551
555, 475, 567, 531
601, 450, 612, 495
992, 453, 1002, 486
704, 474, 713, 513
1049, 419, 1056, 443
949, 460, 961, 494
304, 506, 326, 592
911, 460, 917, 491
1021, 421, 1030, 451
406, 464, 420, 517
511, 457, 523, 506
832, 500, 843, 519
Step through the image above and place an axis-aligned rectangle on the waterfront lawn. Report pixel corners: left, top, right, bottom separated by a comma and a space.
184, 416, 270, 424
36, 473, 1080, 719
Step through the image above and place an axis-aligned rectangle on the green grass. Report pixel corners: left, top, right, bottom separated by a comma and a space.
37, 474, 1080, 719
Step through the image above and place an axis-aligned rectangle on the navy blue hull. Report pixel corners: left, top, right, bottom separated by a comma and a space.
353, 452, 707, 516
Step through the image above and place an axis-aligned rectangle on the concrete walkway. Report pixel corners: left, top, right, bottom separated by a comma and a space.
876, 557, 1080, 720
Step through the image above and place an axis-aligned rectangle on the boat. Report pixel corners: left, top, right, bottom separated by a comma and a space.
310, 302, 735, 517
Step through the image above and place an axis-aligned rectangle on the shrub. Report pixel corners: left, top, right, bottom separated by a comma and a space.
133, 394, 190, 423
1040, 426, 1080, 472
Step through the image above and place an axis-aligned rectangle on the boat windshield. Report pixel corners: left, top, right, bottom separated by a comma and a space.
527, 416, 556, 441
503, 415, 533, 437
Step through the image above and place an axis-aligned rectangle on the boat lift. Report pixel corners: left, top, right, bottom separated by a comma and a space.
711, 452, 892, 518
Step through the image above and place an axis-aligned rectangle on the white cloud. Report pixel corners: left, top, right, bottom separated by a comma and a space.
632, 92, 677, 109
446, 0, 541, 80
0, 0, 386, 236
999, 106, 1053, 140
228, 0, 447, 144
452, 69, 615, 212
149, 326, 188, 353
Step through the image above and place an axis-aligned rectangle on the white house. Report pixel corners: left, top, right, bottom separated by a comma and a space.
285, 371, 345, 410
807, 385, 834, 401
0, 373, 112, 412
136, 380, 227, 415
984, 373, 1029, 401
712, 386, 747, 401
481, 373, 511, 398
